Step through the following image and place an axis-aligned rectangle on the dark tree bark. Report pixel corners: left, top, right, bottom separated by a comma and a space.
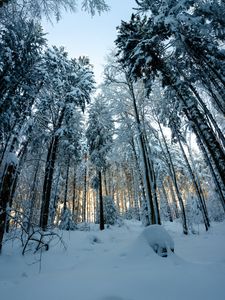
39, 135, 60, 230
160, 62, 225, 191
0, 161, 16, 253
39, 107, 66, 230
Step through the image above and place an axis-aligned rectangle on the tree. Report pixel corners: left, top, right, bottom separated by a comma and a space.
103, 56, 160, 225
115, 1, 225, 204
0, 17, 46, 252
0, 0, 109, 20
86, 96, 114, 230
38, 47, 95, 230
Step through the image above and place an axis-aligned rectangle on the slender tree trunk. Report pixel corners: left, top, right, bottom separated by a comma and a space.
50, 164, 62, 225
158, 121, 188, 234
127, 76, 156, 224
184, 80, 225, 149
0, 161, 16, 253
103, 169, 108, 196
27, 158, 41, 232
130, 138, 150, 225
164, 67, 225, 190
40, 106, 67, 230
63, 158, 70, 211
143, 131, 161, 224
72, 166, 76, 221
174, 126, 210, 231
82, 159, 87, 223
39, 135, 59, 230
99, 171, 104, 230
194, 129, 225, 212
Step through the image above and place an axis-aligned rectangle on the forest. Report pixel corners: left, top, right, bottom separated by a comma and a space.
0, 0, 225, 300
0, 0, 225, 250
0, 1, 225, 298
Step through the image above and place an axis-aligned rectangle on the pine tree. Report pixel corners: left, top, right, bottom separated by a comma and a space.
38, 47, 95, 230
86, 96, 114, 230
115, 1, 225, 202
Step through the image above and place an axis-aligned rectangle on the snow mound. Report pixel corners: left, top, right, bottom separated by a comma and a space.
141, 224, 174, 257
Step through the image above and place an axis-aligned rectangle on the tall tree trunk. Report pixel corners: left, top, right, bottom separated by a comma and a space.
39, 135, 59, 230
194, 129, 225, 212
103, 169, 108, 196
0, 160, 16, 253
99, 171, 104, 230
50, 164, 62, 225
6, 137, 30, 232
143, 131, 161, 224
162, 63, 225, 190
130, 138, 150, 225
174, 126, 210, 231
82, 158, 87, 223
63, 158, 70, 211
127, 76, 156, 224
158, 121, 188, 234
72, 166, 76, 221
27, 158, 40, 232
40, 107, 66, 230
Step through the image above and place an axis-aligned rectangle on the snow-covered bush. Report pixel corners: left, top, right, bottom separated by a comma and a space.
141, 224, 174, 257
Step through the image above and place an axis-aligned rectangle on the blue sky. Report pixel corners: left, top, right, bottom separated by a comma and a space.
42, 0, 137, 83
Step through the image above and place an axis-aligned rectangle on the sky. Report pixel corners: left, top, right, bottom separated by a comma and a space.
42, 0, 137, 84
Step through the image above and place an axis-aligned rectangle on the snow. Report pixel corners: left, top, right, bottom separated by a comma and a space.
3, 152, 18, 166
1, 220, 225, 300
141, 224, 174, 256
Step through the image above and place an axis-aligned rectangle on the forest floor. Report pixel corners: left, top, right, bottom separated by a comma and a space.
1, 220, 225, 300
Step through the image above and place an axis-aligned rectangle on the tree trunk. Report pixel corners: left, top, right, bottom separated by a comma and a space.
82, 159, 87, 223
162, 62, 225, 190
127, 76, 156, 224
158, 121, 188, 234
0, 161, 16, 253
98, 171, 104, 230
63, 158, 70, 211
72, 167, 77, 221
194, 129, 225, 212
174, 126, 210, 231
143, 131, 161, 224
130, 138, 150, 225
40, 107, 66, 230
39, 135, 59, 230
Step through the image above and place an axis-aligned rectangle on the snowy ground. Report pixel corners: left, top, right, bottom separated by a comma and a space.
1, 220, 225, 300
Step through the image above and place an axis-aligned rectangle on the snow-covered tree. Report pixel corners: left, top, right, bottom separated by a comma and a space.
86, 96, 114, 230
0, 17, 46, 252
115, 0, 225, 208
38, 46, 95, 230
0, 0, 109, 21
